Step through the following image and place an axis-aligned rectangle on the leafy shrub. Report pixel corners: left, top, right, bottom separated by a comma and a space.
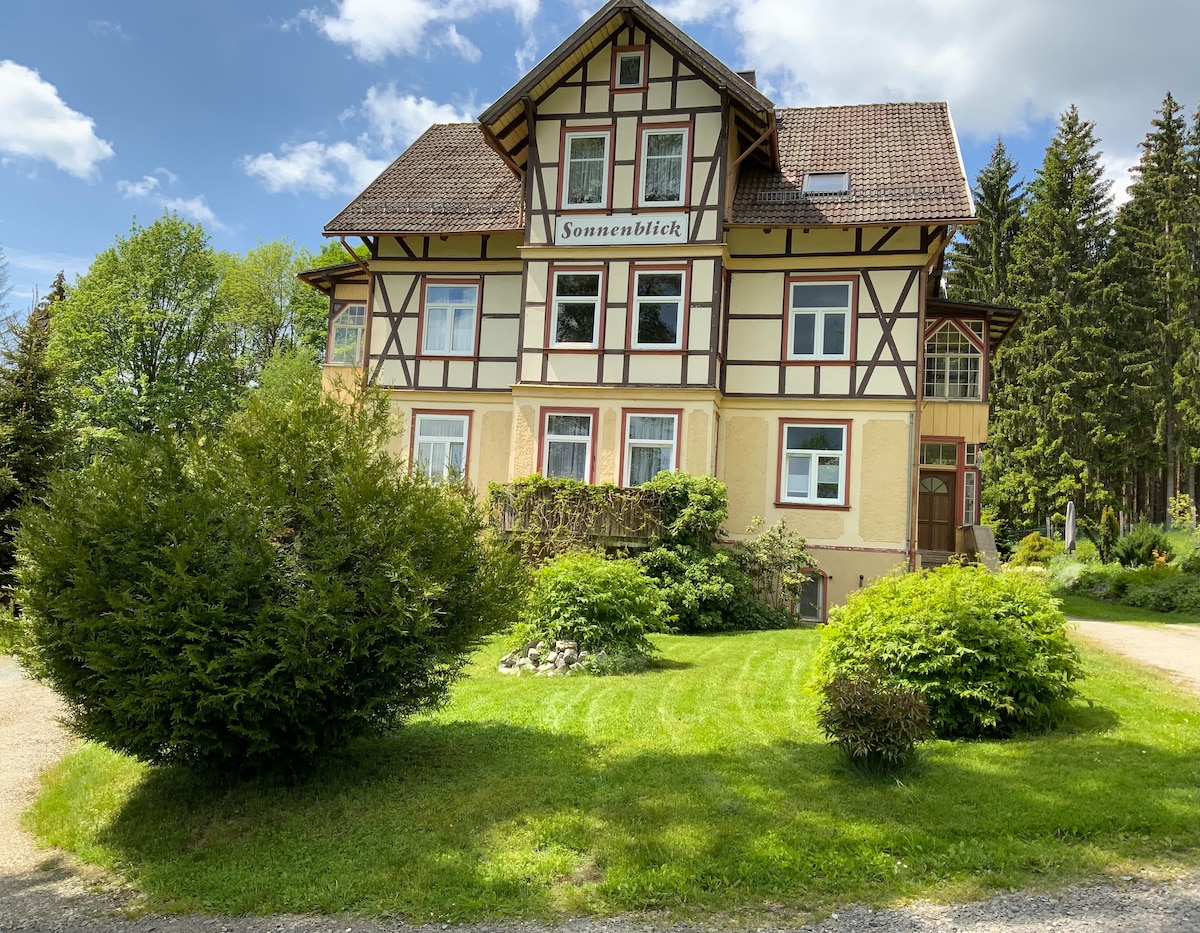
637, 545, 783, 632
817, 669, 932, 775
812, 565, 1081, 738
1073, 539, 1099, 563
511, 551, 670, 665
639, 470, 729, 547
1178, 552, 1200, 575
1009, 532, 1062, 567
1123, 574, 1200, 614
12, 367, 521, 773
1112, 519, 1175, 568
730, 518, 815, 613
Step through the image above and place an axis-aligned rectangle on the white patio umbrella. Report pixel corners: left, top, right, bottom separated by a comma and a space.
1065, 500, 1077, 553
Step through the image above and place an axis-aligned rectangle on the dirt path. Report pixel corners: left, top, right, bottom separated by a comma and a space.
1070, 619, 1200, 696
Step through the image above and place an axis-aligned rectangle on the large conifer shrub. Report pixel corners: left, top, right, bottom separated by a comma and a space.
812, 565, 1081, 738
12, 360, 521, 772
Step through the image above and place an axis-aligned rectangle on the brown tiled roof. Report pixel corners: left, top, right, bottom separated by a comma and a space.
324, 124, 523, 235
732, 103, 974, 226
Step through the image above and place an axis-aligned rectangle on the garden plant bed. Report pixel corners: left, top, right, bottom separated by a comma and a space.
25, 631, 1200, 923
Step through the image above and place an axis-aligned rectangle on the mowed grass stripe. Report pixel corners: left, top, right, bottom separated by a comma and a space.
25, 630, 1200, 921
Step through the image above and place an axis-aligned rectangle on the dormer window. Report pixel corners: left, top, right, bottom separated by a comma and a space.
613, 48, 647, 90
803, 171, 850, 194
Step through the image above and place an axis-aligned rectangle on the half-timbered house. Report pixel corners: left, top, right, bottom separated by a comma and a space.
302, 0, 1019, 619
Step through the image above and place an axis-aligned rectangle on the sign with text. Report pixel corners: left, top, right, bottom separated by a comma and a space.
554, 212, 689, 246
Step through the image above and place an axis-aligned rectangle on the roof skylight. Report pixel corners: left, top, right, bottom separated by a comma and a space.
802, 171, 850, 194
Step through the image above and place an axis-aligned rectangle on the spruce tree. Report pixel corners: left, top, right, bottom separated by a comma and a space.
985, 106, 1122, 529
947, 138, 1024, 303
1113, 93, 1200, 518
0, 279, 74, 589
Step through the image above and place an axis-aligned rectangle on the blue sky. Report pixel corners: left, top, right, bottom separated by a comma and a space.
2, 0, 1197, 307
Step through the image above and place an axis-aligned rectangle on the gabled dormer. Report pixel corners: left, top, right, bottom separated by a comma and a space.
477, 0, 777, 247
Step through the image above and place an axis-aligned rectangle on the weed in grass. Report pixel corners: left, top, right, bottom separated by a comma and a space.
25, 632, 1200, 923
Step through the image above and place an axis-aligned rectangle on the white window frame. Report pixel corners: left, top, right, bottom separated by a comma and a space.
622, 412, 679, 486
787, 280, 853, 361
803, 171, 850, 193
328, 303, 366, 366
562, 131, 610, 210
541, 411, 595, 483
638, 126, 689, 207
631, 270, 684, 350
963, 470, 978, 525
780, 422, 848, 506
924, 322, 982, 399
422, 283, 478, 356
413, 413, 469, 483
550, 271, 602, 347
614, 50, 646, 89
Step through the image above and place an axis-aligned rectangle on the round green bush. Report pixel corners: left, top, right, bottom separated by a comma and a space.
512, 551, 670, 665
1008, 532, 1063, 567
13, 368, 521, 772
1112, 519, 1174, 568
812, 565, 1081, 738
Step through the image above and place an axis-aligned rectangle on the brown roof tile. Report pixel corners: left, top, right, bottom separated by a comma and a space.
732, 102, 974, 226
324, 124, 523, 235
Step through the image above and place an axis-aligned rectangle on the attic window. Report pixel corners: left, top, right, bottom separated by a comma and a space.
614, 49, 646, 90
803, 172, 850, 194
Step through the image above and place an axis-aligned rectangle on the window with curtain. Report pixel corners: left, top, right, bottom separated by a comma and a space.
780, 422, 847, 505
924, 323, 982, 399
414, 414, 468, 482
640, 128, 687, 205
551, 272, 601, 346
632, 271, 683, 348
624, 413, 677, 485
789, 281, 851, 360
423, 284, 477, 355
564, 133, 608, 208
328, 304, 366, 365
543, 412, 593, 481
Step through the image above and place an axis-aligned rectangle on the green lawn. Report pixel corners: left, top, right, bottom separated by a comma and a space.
26, 631, 1200, 923
1056, 592, 1200, 625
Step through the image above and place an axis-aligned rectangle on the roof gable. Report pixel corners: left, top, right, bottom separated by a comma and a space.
478, 0, 774, 171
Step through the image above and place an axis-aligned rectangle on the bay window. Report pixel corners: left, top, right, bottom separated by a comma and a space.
328, 303, 366, 366
924, 322, 982, 399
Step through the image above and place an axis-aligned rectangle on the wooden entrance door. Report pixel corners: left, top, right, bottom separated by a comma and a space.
918, 471, 957, 551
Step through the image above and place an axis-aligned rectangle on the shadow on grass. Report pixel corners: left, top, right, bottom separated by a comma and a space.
84, 695, 1196, 921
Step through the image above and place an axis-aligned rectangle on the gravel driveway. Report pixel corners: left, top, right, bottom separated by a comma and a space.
1, 641, 1197, 932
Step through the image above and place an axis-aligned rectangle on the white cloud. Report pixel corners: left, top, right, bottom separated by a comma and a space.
116, 174, 161, 199
88, 20, 130, 40
162, 196, 225, 230
304, 0, 538, 62
242, 85, 471, 197
665, 1, 1197, 161
1101, 150, 1141, 208
241, 140, 388, 197
116, 168, 226, 230
361, 86, 475, 149
0, 60, 114, 179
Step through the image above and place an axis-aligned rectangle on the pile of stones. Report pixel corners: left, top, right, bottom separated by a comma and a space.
498, 639, 599, 675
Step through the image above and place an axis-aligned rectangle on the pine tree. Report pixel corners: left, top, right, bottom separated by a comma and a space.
1113, 93, 1200, 518
0, 279, 74, 589
984, 106, 1123, 529
946, 138, 1024, 303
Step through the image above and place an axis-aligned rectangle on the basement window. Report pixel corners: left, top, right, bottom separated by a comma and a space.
803, 171, 850, 194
